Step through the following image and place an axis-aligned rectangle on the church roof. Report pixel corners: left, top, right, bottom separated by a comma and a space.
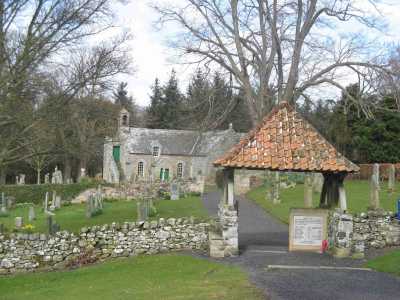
121, 127, 243, 157
214, 102, 360, 173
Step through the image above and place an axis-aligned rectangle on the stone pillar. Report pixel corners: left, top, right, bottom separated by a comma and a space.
330, 211, 354, 258
370, 163, 380, 210
388, 164, 395, 193
216, 168, 238, 257
338, 183, 347, 212
304, 173, 313, 208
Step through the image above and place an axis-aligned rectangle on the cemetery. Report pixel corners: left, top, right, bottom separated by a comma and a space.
2, 1, 400, 299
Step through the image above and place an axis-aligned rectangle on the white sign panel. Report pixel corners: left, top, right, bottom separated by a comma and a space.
293, 216, 323, 246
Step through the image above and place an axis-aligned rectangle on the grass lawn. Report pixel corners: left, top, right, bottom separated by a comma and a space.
366, 250, 400, 276
247, 180, 399, 224
0, 254, 263, 300
0, 196, 209, 233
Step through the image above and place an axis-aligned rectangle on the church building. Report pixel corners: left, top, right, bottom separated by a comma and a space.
102, 109, 244, 184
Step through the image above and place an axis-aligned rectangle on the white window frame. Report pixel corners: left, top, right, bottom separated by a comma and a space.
137, 161, 144, 177
152, 146, 160, 157
177, 162, 184, 178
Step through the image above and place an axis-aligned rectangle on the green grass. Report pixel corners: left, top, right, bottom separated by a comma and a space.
0, 254, 263, 300
247, 180, 399, 224
366, 250, 400, 276
0, 196, 208, 233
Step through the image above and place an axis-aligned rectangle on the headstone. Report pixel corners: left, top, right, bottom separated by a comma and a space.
49, 191, 56, 211
312, 173, 324, 194
47, 215, 60, 235
304, 173, 313, 208
80, 168, 86, 178
170, 183, 180, 200
44, 173, 50, 184
52, 166, 63, 184
5, 196, 15, 209
15, 217, 23, 229
55, 196, 61, 209
1, 193, 7, 214
137, 197, 150, 221
388, 164, 396, 192
28, 206, 36, 222
19, 174, 25, 185
15, 175, 19, 185
44, 192, 49, 212
370, 163, 380, 209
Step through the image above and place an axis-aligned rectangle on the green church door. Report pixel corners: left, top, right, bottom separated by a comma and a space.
112, 146, 120, 162
160, 168, 170, 181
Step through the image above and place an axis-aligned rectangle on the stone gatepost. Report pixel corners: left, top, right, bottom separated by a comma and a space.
210, 168, 239, 257
329, 211, 354, 258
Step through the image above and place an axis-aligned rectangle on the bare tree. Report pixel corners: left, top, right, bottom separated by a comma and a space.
0, 0, 128, 176
153, 0, 391, 126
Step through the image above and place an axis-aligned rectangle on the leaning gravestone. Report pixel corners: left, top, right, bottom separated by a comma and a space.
15, 217, 23, 229
28, 206, 36, 222
170, 183, 180, 201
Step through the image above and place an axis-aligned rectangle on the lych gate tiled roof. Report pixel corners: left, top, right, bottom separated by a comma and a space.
214, 102, 359, 173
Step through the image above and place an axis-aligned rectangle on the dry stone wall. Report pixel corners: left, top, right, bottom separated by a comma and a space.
329, 210, 400, 258
0, 218, 210, 274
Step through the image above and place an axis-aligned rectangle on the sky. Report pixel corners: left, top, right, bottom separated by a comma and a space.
112, 0, 400, 107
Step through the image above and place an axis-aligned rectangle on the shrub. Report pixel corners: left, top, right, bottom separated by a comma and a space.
65, 248, 99, 269
0, 181, 103, 205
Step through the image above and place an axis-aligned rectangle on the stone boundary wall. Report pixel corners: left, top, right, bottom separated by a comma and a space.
329, 210, 400, 258
0, 218, 210, 274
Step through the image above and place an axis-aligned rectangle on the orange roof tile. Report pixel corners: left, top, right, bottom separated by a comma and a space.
214, 101, 360, 173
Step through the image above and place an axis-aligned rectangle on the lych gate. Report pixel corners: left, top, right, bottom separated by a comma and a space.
212, 101, 359, 257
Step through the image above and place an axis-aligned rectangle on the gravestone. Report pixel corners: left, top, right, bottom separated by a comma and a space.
49, 191, 56, 211
15, 217, 23, 229
54, 196, 62, 209
52, 166, 63, 184
80, 168, 86, 178
1, 193, 7, 214
312, 173, 324, 194
19, 174, 25, 185
170, 183, 180, 200
86, 192, 103, 218
44, 173, 50, 184
388, 164, 396, 193
47, 215, 60, 235
304, 173, 313, 208
370, 163, 380, 209
28, 206, 36, 222
5, 196, 15, 209
15, 175, 19, 185
44, 192, 49, 212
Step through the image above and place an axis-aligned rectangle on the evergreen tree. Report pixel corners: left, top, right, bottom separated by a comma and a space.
161, 70, 183, 129
146, 78, 164, 129
113, 82, 137, 125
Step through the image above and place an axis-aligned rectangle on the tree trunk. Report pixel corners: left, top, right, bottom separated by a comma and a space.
37, 169, 41, 185
0, 168, 6, 185
320, 173, 346, 208
304, 173, 313, 208
63, 157, 73, 183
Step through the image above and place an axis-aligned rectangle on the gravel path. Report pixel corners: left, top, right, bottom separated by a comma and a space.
202, 191, 400, 300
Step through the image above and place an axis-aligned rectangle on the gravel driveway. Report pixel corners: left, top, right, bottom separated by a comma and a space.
202, 191, 400, 300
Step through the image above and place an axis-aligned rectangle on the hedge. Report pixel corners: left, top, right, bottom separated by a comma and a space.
0, 181, 101, 205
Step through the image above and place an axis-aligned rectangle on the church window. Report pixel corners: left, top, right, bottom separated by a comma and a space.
177, 163, 183, 178
153, 146, 160, 157
138, 161, 144, 177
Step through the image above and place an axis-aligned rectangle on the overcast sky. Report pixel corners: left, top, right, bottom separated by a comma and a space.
113, 1, 400, 107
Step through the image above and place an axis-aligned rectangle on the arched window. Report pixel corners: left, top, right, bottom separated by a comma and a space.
138, 161, 144, 177
177, 163, 183, 178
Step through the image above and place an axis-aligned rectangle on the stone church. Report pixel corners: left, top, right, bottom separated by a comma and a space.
103, 109, 244, 185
